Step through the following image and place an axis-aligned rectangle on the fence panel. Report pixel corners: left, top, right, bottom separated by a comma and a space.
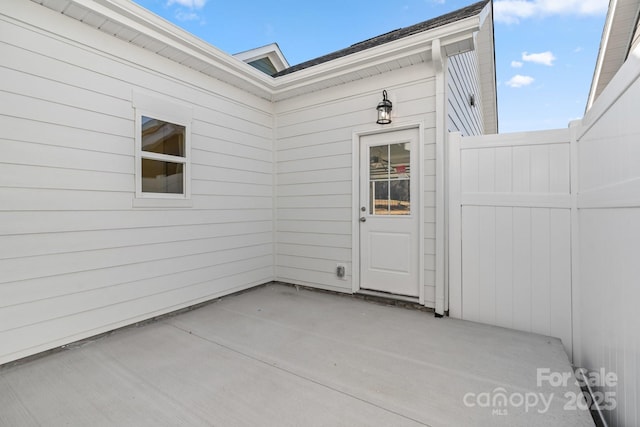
448, 129, 573, 356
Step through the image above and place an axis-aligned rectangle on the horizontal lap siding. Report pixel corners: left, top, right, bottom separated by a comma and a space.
447, 50, 483, 136
275, 65, 437, 303
423, 129, 437, 303
0, 3, 273, 364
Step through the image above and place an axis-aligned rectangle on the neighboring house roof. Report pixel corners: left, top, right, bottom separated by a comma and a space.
234, 43, 289, 75
273, 0, 490, 77
587, 0, 640, 110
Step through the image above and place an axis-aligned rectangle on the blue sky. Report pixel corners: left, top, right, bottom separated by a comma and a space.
132, 0, 608, 133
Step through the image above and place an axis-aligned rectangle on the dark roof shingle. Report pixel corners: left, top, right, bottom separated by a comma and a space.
272, 0, 490, 77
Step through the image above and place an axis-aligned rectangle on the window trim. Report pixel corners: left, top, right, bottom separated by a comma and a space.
132, 92, 193, 207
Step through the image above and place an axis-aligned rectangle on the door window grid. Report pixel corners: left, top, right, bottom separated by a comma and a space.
369, 143, 411, 215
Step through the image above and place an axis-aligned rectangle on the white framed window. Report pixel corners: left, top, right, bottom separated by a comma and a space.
133, 92, 193, 208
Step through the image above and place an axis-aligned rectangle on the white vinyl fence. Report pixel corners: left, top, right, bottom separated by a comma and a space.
448, 129, 574, 357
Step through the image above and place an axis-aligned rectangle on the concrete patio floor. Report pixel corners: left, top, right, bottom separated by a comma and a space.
0, 283, 593, 426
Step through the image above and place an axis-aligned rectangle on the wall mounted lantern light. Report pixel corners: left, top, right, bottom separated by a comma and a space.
376, 90, 393, 124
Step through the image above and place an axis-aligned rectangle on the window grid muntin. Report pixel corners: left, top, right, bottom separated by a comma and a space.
369, 142, 411, 216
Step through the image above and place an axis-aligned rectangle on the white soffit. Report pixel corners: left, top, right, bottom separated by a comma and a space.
587, 0, 640, 110
30, 0, 485, 101
31, 0, 276, 99
270, 18, 480, 101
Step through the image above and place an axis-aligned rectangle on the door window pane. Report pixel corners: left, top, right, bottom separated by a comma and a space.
390, 143, 410, 178
369, 143, 411, 215
390, 180, 410, 214
370, 145, 389, 181
142, 159, 184, 194
370, 181, 389, 214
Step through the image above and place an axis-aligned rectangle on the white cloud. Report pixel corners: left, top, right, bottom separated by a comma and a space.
175, 10, 199, 21
167, 0, 206, 22
522, 51, 556, 66
494, 1, 535, 23
506, 74, 535, 88
511, 60, 523, 68
167, 0, 207, 9
494, 0, 608, 24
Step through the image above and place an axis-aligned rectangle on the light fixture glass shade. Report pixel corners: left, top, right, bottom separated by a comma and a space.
376, 90, 392, 124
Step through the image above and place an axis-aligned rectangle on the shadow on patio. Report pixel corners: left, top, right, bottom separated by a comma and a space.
0, 283, 592, 426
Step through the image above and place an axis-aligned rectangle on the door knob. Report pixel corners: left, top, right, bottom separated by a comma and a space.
359, 217, 366, 223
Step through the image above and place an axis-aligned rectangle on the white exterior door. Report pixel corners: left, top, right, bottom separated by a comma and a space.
359, 128, 420, 297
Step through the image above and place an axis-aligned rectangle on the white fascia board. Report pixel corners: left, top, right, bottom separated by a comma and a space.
71, 0, 275, 96
477, 5, 498, 134
51, 0, 482, 101
271, 16, 482, 98
586, 0, 640, 111
477, 0, 491, 28
587, 0, 619, 110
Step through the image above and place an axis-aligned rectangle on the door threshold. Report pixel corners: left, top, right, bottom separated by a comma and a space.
357, 289, 419, 303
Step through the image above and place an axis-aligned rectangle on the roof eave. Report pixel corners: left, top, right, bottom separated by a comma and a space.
37, 0, 277, 99
31, 0, 488, 102
586, 0, 640, 111
271, 15, 484, 100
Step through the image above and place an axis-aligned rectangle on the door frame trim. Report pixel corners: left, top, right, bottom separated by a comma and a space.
351, 122, 425, 305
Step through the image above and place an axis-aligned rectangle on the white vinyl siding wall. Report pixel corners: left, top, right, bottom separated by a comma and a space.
447, 50, 483, 136
0, 2, 274, 364
275, 64, 438, 306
